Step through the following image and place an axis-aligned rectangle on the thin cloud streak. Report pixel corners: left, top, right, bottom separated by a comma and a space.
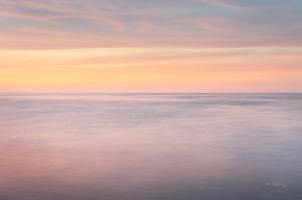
200, 0, 243, 9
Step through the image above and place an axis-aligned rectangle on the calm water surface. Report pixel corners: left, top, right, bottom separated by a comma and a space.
0, 94, 302, 200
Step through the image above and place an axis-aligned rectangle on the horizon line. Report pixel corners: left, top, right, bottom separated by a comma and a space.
1, 92, 302, 95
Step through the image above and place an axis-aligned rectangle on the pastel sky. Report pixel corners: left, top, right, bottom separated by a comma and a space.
0, 0, 302, 92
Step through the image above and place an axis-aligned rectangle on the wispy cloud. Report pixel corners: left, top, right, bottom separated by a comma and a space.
200, 0, 243, 9
0, 0, 301, 49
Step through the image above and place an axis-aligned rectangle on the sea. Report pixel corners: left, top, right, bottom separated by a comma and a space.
0, 93, 302, 200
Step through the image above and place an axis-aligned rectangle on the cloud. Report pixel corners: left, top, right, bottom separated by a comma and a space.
0, 0, 302, 49
195, 17, 237, 31
200, 0, 243, 9
0, 0, 130, 31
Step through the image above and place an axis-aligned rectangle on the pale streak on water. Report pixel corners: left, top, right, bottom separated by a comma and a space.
0, 94, 302, 200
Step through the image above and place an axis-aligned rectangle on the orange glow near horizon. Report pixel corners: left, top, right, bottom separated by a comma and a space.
1, 48, 302, 93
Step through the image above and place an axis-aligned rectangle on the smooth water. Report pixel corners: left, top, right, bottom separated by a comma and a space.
1, 94, 302, 200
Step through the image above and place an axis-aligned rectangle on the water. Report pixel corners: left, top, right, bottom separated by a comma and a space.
1, 94, 302, 200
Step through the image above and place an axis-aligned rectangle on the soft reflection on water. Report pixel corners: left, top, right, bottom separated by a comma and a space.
1, 94, 302, 200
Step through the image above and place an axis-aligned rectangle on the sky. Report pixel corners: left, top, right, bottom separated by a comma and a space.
0, 0, 302, 93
